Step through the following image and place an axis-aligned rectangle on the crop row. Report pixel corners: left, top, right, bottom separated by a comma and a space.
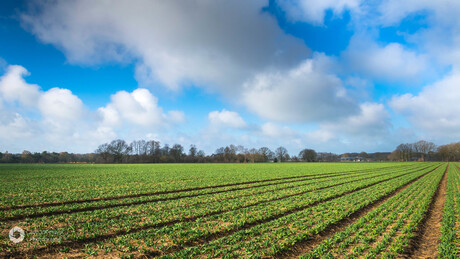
47, 165, 439, 257
15, 167, 410, 242
1, 163, 406, 207
2, 163, 410, 220
2, 164, 427, 225
0, 165, 420, 220
0, 163, 437, 258
168, 164, 441, 257
2, 164, 433, 257
301, 163, 446, 258
439, 163, 460, 257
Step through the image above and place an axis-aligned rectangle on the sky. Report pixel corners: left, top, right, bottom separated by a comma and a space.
1, 0, 460, 155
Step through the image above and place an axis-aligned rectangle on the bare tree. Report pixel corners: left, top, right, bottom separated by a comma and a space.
170, 144, 184, 162
130, 140, 147, 156
108, 139, 131, 163
396, 143, 413, 161
275, 146, 288, 162
258, 147, 274, 161
187, 144, 198, 162
413, 140, 436, 161
437, 142, 460, 161
95, 143, 111, 162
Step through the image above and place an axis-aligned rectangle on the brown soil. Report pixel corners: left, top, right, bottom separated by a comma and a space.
403, 164, 448, 259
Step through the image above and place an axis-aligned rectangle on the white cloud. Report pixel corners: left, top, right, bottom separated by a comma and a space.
277, 0, 362, 24
318, 102, 390, 137
0, 65, 92, 151
376, 0, 460, 26
15, 1, 460, 154
260, 122, 297, 138
0, 65, 40, 107
390, 73, 460, 139
208, 109, 246, 129
0, 63, 397, 154
342, 35, 428, 82
97, 105, 120, 127
167, 110, 186, 124
21, 1, 382, 128
0, 66, 86, 125
242, 54, 358, 122
301, 102, 394, 151
22, 0, 308, 93
358, 1, 460, 72
0, 112, 36, 139
197, 103, 393, 155
0, 64, 185, 153
38, 88, 84, 121
99, 88, 183, 128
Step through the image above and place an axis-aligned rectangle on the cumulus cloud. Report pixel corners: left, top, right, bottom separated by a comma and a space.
168, 110, 186, 124
97, 105, 120, 128
14, 0, 460, 154
242, 54, 358, 122
98, 88, 184, 128
0, 112, 36, 139
390, 73, 460, 139
254, 103, 392, 153
0, 65, 92, 150
376, 0, 460, 26
302, 102, 393, 151
22, 1, 385, 127
22, 0, 308, 92
208, 109, 247, 129
260, 122, 297, 138
0, 65, 85, 124
38, 88, 84, 122
342, 35, 428, 82
356, 1, 460, 72
0, 64, 185, 152
198, 103, 393, 155
277, 0, 362, 24
318, 102, 391, 137
0, 65, 40, 107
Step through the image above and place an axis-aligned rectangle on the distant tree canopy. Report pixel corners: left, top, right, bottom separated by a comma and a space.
299, 149, 317, 162
212, 145, 275, 163
437, 142, 460, 161
94, 141, 284, 163
94, 140, 197, 163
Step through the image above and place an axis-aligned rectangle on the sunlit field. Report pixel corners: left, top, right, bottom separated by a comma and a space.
1, 162, 456, 258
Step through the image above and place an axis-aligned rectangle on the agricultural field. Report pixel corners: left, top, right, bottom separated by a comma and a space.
0, 162, 456, 258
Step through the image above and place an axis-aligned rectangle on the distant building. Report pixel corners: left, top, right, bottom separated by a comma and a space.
340, 156, 364, 162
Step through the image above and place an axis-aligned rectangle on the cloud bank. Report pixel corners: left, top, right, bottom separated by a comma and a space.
0, 65, 183, 152
0, 0, 459, 154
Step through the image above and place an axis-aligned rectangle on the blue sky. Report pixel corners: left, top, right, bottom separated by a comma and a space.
1, 0, 460, 155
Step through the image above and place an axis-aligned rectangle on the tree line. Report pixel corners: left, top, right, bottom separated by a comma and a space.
94, 140, 319, 163
388, 140, 460, 162
2, 139, 460, 163
0, 139, 320, 164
